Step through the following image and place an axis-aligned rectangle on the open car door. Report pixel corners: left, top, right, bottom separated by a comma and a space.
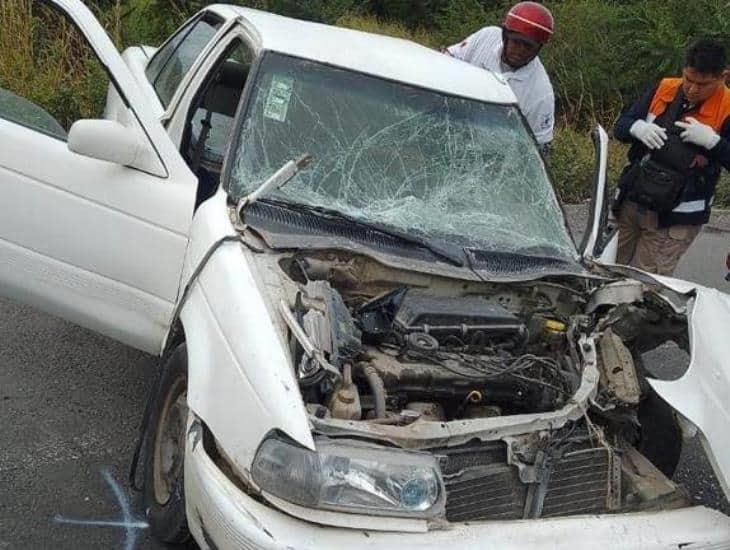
580, 125, 618, 264
0, 0, 197, 354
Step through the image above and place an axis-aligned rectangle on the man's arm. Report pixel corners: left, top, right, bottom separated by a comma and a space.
445, 27, 488, 63
526, 93, 555, 148
705, 117, 730, 171
674, 114, 730, 170
613, 83, 658, 143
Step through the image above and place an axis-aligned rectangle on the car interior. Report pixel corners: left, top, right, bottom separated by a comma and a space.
183, 42, 251, 207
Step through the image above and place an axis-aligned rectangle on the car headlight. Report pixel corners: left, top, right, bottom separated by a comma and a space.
251, 437, 444, 518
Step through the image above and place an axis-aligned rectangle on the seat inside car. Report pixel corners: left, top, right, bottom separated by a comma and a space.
188, 59, 249, 206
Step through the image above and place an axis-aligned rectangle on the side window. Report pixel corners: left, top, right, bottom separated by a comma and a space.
145, 14, 223, 108
0, 1, 110, 140
184, 39, 255, 204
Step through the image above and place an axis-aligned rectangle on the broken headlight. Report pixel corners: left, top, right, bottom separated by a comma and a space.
251, 437, 444, 518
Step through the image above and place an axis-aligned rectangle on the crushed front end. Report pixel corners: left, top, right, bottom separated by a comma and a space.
184, 245, 730, 548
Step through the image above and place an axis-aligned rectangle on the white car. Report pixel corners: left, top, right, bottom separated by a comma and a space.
1, 2, 730, 548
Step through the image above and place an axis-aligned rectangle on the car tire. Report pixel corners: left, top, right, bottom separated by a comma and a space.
143, 343, 191, 544
637, 389, 682, 478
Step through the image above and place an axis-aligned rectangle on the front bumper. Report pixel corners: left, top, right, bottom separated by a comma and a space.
185, 432, 730, 550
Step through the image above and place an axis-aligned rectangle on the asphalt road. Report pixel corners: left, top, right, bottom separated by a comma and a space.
0, 299, 162, 549
0, 225, 728, 550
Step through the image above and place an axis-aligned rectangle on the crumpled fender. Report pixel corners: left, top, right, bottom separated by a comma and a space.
177, 192, 314, 478
647, 275, 730, 500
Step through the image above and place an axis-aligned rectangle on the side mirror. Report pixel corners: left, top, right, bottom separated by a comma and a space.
68, 119, 162, 175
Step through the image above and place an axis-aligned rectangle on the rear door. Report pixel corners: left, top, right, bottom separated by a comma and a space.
0, 0, 199, 353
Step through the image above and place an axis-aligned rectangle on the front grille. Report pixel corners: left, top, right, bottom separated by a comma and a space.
445, 462, 527, 521
436, 442, 619, 522
439, 442, 525, 522
542, 448, 617, 517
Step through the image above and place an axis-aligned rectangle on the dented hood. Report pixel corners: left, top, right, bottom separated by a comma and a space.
646, 275, 730, 500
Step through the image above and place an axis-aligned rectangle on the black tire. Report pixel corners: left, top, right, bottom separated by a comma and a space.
637, 389, 683, 478
143, 343, 191, 544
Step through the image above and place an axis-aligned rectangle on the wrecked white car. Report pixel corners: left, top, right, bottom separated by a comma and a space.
1, 2, 730, 548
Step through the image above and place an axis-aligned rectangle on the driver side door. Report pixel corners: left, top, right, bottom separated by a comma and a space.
0, 0, 198, 354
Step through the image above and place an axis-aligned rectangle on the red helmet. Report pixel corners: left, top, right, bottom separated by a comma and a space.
503, 2, 554, 45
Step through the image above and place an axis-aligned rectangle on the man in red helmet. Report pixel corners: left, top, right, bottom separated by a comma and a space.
445, 2, 555, 152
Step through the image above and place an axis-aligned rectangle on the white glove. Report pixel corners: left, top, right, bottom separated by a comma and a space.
675, 117, 721, 150
629, 119, 668, 149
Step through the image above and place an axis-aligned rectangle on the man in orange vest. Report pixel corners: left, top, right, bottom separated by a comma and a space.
613, 39, 730, 275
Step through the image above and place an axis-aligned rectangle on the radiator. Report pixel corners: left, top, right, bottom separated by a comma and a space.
437, 442, 620, 522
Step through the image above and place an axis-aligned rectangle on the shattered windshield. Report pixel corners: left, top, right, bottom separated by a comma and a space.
228, 52, 575, 258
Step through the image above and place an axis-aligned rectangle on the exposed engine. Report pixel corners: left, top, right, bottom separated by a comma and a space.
273, 252, 691, 522
284, 279, 580, 424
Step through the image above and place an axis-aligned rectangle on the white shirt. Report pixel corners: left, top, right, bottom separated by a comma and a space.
448, 26, 555, 145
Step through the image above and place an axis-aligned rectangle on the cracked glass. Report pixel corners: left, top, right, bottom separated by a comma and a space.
229, 53, 574, 258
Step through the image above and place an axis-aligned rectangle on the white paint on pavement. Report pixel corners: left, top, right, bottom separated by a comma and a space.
53, 468, 148, 550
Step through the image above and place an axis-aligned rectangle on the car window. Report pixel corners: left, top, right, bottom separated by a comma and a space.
230, 53, 575, 258
185, 39, 255, 204
0, 1, 111, 140
146, 14, 223, 108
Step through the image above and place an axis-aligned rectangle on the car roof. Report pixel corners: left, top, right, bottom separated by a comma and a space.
206, 4, 517, 105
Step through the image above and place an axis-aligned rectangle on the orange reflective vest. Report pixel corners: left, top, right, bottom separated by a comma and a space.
649, 78, 730, 133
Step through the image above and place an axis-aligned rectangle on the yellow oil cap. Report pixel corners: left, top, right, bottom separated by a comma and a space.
544, 319, 567, 333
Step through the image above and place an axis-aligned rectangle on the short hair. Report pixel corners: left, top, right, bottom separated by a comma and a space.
686, 39, 727, 75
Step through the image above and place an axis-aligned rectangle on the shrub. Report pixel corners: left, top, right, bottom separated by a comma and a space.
335, 13, 438, 47
366, 0, 452, 30
122, 0, 209, 44
433, 0, 495, 47
549, 125, 628, 203
0, 0, 109, 128
122, 0, 362, 46
540, 0, 629, 124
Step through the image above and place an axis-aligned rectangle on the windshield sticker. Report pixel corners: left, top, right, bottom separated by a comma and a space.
263, 75, 294, 122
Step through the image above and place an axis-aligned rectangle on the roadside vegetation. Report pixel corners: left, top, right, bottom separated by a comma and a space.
2, 0, 729, 205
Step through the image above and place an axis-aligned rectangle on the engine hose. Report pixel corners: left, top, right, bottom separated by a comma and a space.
363, 364, 387, 419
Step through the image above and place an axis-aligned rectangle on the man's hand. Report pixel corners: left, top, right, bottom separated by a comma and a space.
629, 119, 668, 149
675, 117, 721, 150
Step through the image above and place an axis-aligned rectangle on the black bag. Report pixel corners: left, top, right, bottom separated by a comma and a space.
621, 157, 685, 212
623, 88, 698, 212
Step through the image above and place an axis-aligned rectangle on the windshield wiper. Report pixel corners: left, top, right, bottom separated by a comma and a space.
259, 198, 465, 267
